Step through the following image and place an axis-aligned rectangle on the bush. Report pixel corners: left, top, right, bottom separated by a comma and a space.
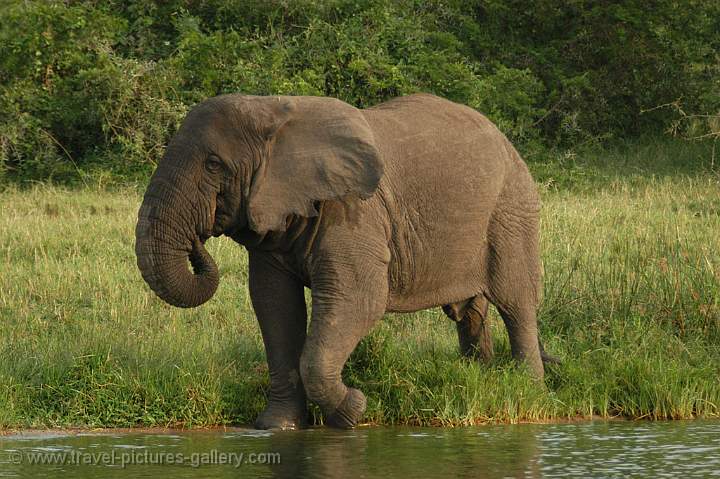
1, 0, 718, 183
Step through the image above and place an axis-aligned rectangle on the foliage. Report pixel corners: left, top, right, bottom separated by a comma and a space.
0, 0, 718, 182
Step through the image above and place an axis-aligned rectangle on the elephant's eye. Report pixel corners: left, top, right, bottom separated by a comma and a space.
205, 155, 223, 174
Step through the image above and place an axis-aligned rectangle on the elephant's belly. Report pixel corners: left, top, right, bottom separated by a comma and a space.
381, 185, 496, 313
386, 273, 486, 312
384, 240, 488, 313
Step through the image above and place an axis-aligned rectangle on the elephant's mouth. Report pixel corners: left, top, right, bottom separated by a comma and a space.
211, 205, 247, 238
211, 212, 232, 237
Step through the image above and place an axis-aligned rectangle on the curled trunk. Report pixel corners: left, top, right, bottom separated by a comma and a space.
135, 191, 219, 308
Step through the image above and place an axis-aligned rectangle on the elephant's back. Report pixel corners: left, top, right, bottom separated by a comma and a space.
362, 93, 516, 216
362, 93, 514, 182
363, 94, 526, 311
364, 93, 503, 140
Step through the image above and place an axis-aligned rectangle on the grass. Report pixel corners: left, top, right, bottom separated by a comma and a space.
0, 137, 719, 428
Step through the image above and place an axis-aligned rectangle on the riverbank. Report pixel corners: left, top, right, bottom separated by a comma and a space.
1, 139, 718, 429
0, 414, 691, 439
0, 414, 642, 437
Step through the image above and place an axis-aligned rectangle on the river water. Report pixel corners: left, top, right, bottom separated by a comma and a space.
1, 420, 719, 478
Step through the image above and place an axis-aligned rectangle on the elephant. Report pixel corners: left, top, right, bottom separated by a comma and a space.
135, 93, 554, 430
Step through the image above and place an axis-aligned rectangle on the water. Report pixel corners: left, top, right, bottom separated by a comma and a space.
1, 421, 719, 478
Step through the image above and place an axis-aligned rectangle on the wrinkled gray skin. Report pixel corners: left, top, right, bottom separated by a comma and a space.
136, 93, 554, 430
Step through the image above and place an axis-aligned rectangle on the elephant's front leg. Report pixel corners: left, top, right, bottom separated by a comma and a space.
301, 257, 388, 428
249, 251, 308, 430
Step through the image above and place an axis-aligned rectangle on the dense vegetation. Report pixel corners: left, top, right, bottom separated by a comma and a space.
1, 0, 719, 183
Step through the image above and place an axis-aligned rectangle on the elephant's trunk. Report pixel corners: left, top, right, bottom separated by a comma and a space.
135, 181, 219, 308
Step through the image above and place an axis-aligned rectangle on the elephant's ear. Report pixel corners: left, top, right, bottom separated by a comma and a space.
246, 96, 383, 234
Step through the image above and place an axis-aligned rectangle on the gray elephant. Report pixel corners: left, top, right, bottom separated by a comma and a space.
135, 93, 552, 430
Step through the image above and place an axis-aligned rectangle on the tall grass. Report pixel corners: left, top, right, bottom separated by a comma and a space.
0, 139, 718, 428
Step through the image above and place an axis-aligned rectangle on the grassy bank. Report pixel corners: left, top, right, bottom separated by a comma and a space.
1, 139, 719, 428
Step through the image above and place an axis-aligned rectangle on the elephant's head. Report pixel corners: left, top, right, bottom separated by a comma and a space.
135, 95, 383, 308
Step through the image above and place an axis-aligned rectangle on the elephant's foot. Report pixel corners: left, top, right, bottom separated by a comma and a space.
325, 388, 367, 429
254, 399, 308, 430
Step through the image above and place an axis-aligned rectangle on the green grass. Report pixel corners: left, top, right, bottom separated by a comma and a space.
1, 138, 719, 428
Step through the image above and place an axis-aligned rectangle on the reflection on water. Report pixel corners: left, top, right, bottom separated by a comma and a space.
1, 421, 719, 478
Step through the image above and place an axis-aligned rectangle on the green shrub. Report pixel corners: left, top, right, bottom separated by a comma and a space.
0, 1, 125, 180
77, 53, 187, 179
1, 0, 718, 183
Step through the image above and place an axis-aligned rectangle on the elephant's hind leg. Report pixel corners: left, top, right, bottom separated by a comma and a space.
443, 295, 493, 362
486, 201, 544, 379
